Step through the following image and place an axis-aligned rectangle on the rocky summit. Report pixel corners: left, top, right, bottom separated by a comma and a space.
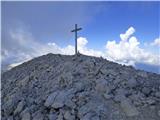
1, 53, 160, 120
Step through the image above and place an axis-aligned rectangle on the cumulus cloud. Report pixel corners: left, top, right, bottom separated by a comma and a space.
77, 37, 103, 57
1, 26, 160, 71
151, 38, 160, 47
105, 27, 160, 66
120, 27, 135, 41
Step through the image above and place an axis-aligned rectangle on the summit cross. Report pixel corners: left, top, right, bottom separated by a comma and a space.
71, 24, 82, 55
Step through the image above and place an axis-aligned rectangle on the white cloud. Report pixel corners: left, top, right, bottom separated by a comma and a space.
151, 38, 160, 47
120, 27, 135, 41
77, 37, 103, 57
78, 37, 88, 48
105, 27, 160, 66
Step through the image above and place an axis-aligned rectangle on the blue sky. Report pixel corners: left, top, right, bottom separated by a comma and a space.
1, 1, 160, 73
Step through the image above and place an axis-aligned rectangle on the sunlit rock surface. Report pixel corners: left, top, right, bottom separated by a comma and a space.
1, 53, 160, 120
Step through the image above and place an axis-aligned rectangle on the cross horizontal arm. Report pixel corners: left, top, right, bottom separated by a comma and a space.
71, 28, 82, 32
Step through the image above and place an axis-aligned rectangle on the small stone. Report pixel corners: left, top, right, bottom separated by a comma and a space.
20, 108, 31, 120
95, 79, 108, 93
21, 112, 31, 120
51, 90, 69, 109
74, 82, 85, 92
57, 112, 63, 120
64, 99, 76, 109
150, 105, 155, 109
3, 95, 16, 116
103, 93, 112, 100
127, 78, 137, 88
142, 87, 151, 95
120, 99, 139, 117
114, 89, 126, 102
78, 104, 91, 118
7, 116, 13, 120
49, 113, 57, 120
158, 110, 160, 116
44, 92, 58, 107
81, 112, 94, 120
146, 99, 155, 105
33, 112, 44, 120
14, 101, 25, 115
155, 92, 160, 98
64, 111, 75, 120
18, 76, 30, 86
52, 102, 64, 109
91, 115, 100, 120
114, 110, 120, 115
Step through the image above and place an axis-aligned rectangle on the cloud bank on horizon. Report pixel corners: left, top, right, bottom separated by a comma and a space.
1, 26, 160, 73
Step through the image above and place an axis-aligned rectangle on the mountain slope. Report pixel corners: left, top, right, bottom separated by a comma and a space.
1, 53, 160, 120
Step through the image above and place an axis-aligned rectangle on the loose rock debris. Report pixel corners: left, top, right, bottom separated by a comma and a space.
1, 53, 160, 120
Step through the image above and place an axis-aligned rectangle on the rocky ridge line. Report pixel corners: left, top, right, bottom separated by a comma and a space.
1, 53, 160, 120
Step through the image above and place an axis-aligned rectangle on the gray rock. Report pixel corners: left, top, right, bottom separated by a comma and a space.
52, 102, 64, 109
73, 81, 85, 92
33, 112, 44, 120
21, 110, 31, 120
103, 93, 112, 100
146, 98, 156, 105
57, 112, 63, 120
64, 111, 75, 120
78, 104, 92, 118
20, 108, 30, 119
3, 94, 17, 116
49, 113, 57, 120
158, 110, 160, 117
64, 99, 76, 108
51, 89, 74, 108
81, 112, 94, 120
155, 92, 160, 98
78, 100, 107, 119
51, 90, 69, 109
44, 91, 58, 107
127, 78, 137, 88
91, 115, 100, 120
120, 99, 139, 117
18, 76, 30, 87
142, 87, 151, 95
114, 89, 126, 102
14, 101, 25, 115
58, 73, 73, 88
7, 116, 13, 120
95, 79, 108, 93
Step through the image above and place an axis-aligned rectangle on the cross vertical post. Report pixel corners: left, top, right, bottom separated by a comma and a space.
75, 24, 77, 55
71, 24, 82, 55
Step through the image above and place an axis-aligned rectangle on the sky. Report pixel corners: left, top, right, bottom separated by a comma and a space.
1, 1, 160, 73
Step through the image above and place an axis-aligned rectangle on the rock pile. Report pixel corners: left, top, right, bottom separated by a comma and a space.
1, 53, 160, 120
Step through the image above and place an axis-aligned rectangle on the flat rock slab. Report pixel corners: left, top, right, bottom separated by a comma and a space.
44, 92, 59, 107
